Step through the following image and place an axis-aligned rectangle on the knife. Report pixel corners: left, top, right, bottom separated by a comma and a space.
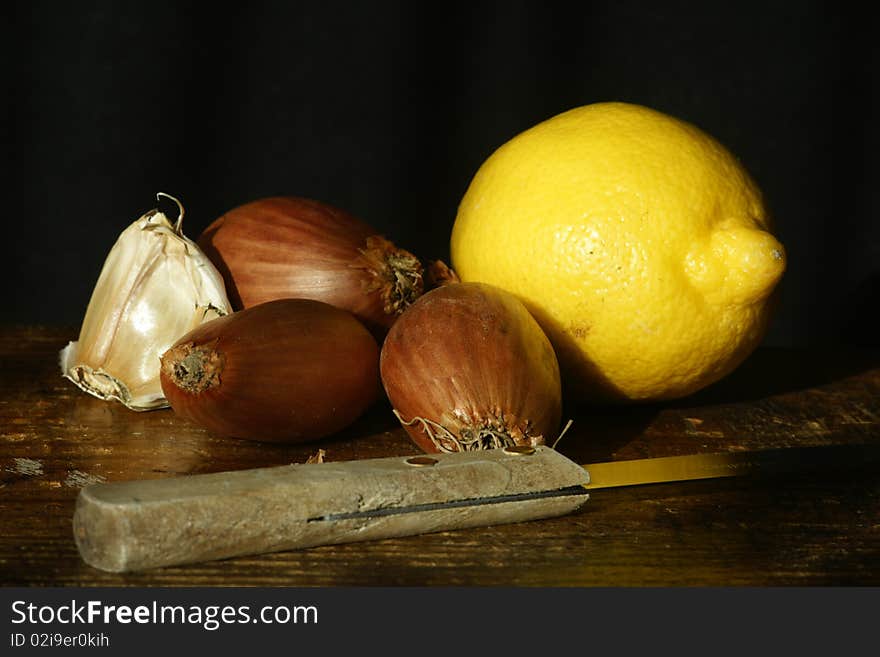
73, 442, 880, 572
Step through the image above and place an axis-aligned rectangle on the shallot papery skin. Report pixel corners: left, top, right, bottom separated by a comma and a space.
159, 298, 381, 443
380, 282, 562, 453
197, 196, 424, 336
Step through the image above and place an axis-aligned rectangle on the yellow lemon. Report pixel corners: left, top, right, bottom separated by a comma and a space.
451, 102, 786, 402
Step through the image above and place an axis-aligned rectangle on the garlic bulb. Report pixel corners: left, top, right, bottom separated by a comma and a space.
60, 193, 232, 411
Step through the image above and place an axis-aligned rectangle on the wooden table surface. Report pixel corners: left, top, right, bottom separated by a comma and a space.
2, 325, 879, 586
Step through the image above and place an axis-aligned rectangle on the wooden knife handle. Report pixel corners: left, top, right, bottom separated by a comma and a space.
73, 446, 590, 572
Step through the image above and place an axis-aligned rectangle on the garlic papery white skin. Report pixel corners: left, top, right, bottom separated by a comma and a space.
60, 193, 232, 411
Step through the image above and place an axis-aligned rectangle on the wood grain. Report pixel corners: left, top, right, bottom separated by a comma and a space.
1, 325, 878, 586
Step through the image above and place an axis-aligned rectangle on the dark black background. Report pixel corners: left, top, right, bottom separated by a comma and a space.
5, 1, 878, 347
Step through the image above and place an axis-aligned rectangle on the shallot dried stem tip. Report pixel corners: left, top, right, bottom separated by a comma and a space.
360, 236, 424, 316
161, 342, 225, 394
426, 260, 461, 288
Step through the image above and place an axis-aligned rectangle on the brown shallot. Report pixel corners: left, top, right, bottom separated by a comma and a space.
380, 282, 562, 453
160, 299, 380, 443
198, 196, 424, 336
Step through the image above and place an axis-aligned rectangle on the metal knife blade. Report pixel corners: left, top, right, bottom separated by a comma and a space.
581, 442, 880, 489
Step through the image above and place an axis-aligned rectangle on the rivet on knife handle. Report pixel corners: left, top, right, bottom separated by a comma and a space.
73, 446, 590, 573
